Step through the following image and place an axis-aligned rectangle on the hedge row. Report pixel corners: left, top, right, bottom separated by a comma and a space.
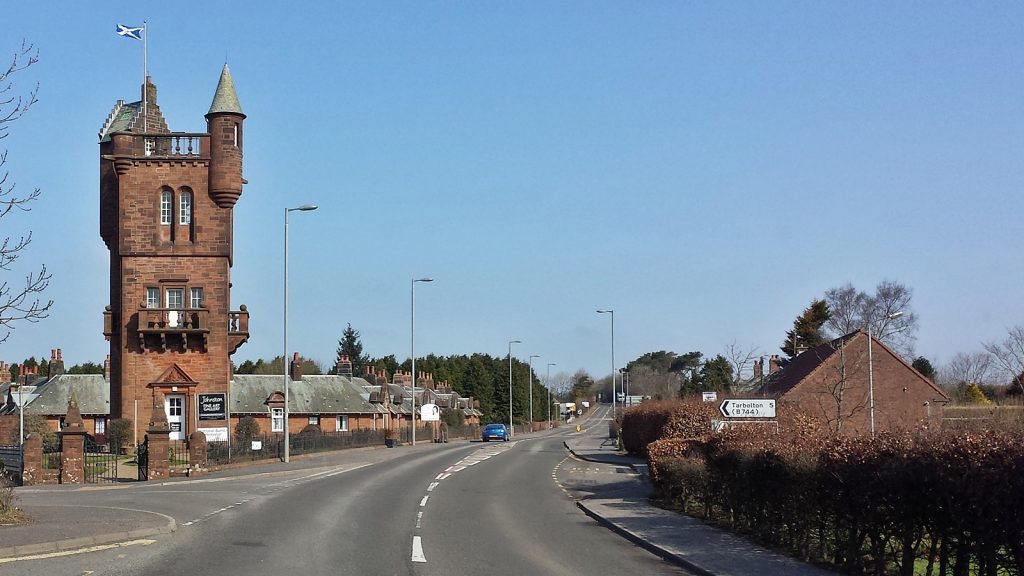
624, 400, 1024, 575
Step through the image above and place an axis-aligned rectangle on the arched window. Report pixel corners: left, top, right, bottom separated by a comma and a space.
179, 190, 192, 225
160, 190, 172, 225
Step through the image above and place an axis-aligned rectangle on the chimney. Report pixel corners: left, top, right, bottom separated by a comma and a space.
338, 354, 353, 378
104, 354, 111, 382
753, 358, 763, 380
290, 352, 303, 382
769, 355, 781, 374
50, 348, 65, 377
0, 362, 9, 384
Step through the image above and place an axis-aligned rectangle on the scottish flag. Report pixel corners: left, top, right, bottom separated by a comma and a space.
117, 24, 144, 40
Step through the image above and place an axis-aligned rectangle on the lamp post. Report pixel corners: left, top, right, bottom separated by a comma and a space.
547, 363, 556, 428
867, 311, 903, 436
620, 368, 630, 405
283, 203, 318, 463
410, 277, 433, 446
528, 355, 540, 433
508, 340, 520, 436
597, 309, 615, 415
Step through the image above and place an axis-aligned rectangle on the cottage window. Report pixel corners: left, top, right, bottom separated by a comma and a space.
95, 417, 106, 435
160, 190, 172, 225
336, 415, 349, 432
308, 415, 319, 426
271, 408, 284, 432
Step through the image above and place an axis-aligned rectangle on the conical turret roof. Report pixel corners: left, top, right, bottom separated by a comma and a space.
208, 64, 243, 115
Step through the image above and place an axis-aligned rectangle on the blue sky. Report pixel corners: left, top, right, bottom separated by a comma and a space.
2, 2, 1022, 382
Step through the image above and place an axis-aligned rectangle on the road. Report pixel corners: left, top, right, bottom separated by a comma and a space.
4, 409, 687, 576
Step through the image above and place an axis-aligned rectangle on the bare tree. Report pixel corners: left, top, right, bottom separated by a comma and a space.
939, 351, 994, 393
723, 340, 760, 392
983, 326, 1024, 394
824, 280, 918, 357
625, 364, 681, 400
0, 41, 50, 344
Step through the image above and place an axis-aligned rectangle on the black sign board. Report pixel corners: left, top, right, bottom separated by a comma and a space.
170, 422, 182, 432
198, 393, 227, 421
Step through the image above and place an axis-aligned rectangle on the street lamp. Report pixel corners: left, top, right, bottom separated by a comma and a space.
508, 340, 520, 436
410, 277, 433, 446
283, 203, 318, 463
596, 309, 615, 415
868, 311, 903, 436
528, 354, 540, 432
547, 363, 556, 428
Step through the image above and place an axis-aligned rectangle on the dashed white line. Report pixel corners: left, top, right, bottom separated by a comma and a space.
427, 481, 439, 492
411, 536, 427, 563
420, 495, 429, 507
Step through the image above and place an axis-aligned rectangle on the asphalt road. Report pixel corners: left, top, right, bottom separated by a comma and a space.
4, 415, 686, 576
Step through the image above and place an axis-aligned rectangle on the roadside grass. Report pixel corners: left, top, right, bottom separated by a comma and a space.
0, 479, 27, 524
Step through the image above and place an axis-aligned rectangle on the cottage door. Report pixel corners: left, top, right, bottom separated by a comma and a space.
165, 395, 186, 441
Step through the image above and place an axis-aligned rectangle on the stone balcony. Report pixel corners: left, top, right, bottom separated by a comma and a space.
102, 304, 250, 354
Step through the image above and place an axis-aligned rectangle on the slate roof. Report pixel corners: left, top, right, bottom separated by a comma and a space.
760, 330, 948, 401
19, 375, 110, 416
208, 64, 244, 115
760, 332, 859, 396
231, 374, 386, 415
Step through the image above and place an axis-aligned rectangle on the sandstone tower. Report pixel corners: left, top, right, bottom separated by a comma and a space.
99, 66, 249, 443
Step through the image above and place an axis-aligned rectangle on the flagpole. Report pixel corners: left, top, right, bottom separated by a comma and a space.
143, 20, 148, 133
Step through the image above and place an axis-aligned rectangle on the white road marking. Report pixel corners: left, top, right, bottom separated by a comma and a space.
416, 511, 423, 528
0, 539, 155, 563
411, 536, 427, 563
435, 473, 450, 480
420, 495, 429, 507
427, 482, 439, 492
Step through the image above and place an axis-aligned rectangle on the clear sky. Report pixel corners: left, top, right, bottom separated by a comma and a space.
2, 2, 1022, 383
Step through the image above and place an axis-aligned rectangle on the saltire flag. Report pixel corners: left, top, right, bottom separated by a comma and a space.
117, 24, 144, 40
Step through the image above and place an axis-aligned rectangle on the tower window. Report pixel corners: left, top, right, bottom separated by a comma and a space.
179, 191, 192, 225
146, 287, 160, 309
165, 288, 184, 309
190, 287, 204, 309
160, 190, 172, 225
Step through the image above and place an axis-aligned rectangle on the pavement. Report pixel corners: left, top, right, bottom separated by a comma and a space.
563, 432, 836, 576
0, 424, 835, 575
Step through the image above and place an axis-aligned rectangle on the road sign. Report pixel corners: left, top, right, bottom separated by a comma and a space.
702, 391, 717, 403
719, 399, 776, 418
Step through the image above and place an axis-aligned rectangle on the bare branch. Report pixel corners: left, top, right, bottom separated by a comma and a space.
982, 326, 1024, 394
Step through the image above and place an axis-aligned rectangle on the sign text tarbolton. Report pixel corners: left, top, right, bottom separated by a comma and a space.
719, 399, 776, 418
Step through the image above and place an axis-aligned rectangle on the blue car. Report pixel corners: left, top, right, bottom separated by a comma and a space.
482, 423, 510, 442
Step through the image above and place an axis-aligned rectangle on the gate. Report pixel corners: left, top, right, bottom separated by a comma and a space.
136, 437, 149, 481
84, 436, 120, 483
0, 445, 23, 485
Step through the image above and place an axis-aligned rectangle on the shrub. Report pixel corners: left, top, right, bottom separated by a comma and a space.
107, 419, 132, 455
234, 416, 260, 443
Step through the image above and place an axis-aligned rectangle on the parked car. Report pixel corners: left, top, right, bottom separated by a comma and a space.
481, 423, 510, 442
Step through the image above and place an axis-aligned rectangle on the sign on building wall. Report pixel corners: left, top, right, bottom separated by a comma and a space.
198, 393, 227, 420
420, 403, 440, 422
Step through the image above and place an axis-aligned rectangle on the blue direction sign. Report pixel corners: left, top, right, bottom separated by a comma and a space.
719, 399, 776, 418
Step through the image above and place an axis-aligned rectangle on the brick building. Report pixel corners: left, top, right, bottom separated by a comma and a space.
99, 67, 249, 445
760, 330, 949, 435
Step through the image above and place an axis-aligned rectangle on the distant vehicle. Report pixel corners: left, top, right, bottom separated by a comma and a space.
481, 423, 510, 442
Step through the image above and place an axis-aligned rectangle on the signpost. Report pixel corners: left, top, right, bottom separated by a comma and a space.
702, 391, 717, 403
719, 399, 776, 418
